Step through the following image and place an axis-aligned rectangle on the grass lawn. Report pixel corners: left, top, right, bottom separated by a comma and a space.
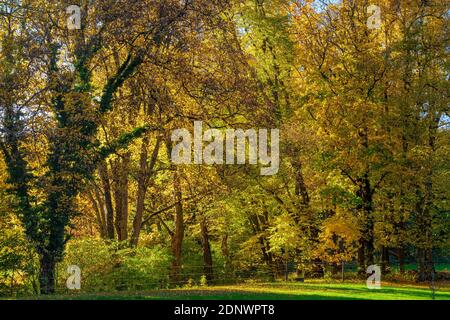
14, 280, 450, 300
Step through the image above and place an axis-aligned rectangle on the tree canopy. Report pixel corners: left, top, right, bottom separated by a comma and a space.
0, 0, 448, 295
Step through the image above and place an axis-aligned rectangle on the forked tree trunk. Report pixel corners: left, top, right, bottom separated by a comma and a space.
249, 211, 276, 279
131, 136, 161, 247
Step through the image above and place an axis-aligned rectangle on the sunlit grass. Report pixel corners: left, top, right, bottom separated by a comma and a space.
13, 280, 450, 300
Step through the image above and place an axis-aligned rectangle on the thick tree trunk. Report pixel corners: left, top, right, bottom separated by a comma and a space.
292, 162, 321, 278
98, 161, 115, 239
356, 172, 375, 272
39, 253, 56, 295
357, 240, 366, 275
200, 216, 214, 281
365, 220, 375, 267
418, 248, 434, 282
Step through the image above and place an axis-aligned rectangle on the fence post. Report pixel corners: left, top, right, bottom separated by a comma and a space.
341, 261, 345, 282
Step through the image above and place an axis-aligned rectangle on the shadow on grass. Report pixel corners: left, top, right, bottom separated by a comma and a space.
18, 290, 363, 301
14, 289, 448, 301
9, 281, 450, 300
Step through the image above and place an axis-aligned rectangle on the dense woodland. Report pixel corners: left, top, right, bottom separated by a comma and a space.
0, 0, 448, 296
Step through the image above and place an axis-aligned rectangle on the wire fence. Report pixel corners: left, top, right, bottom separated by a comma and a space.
1, 259, 449, 297
53, 259, 450, 292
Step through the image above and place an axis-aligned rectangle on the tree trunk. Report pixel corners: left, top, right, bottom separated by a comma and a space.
418, 248, 434, 282
94, 188, 107, 237
131, 136, 161, 247
113, 154, 130, 242
418, 248, 426, 281
200, 216, 214, 281
381, 246, 390, 274
39, 253, 56, 295
120, 153, 130, 241
357, 240, 366, 275
87, 190, 106, 238
98, 161, 115, 239
164, 135, 185, 285
426, 249, 435, 281
131, 138, 149, 247
293, 160, 309, 206
356, 172, 375, 271
221, 233, 231, 273
398, 246, 405, 273
112, 159, 122, 240
248, 211, 276, 279
365, 223, 375, 267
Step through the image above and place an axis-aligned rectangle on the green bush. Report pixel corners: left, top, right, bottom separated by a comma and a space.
200, 275, 208, 287
0, 216, 39, 297
58, 239, 171, 293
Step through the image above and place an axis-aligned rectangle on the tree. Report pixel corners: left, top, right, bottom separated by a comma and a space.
0, 0, 213, 293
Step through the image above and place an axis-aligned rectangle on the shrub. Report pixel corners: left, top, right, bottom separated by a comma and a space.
0, 215, 39, 297
200, 275, 208, 287
57, 239, 171, 293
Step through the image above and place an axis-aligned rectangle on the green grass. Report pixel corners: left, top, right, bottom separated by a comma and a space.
12, 280, 450, 300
